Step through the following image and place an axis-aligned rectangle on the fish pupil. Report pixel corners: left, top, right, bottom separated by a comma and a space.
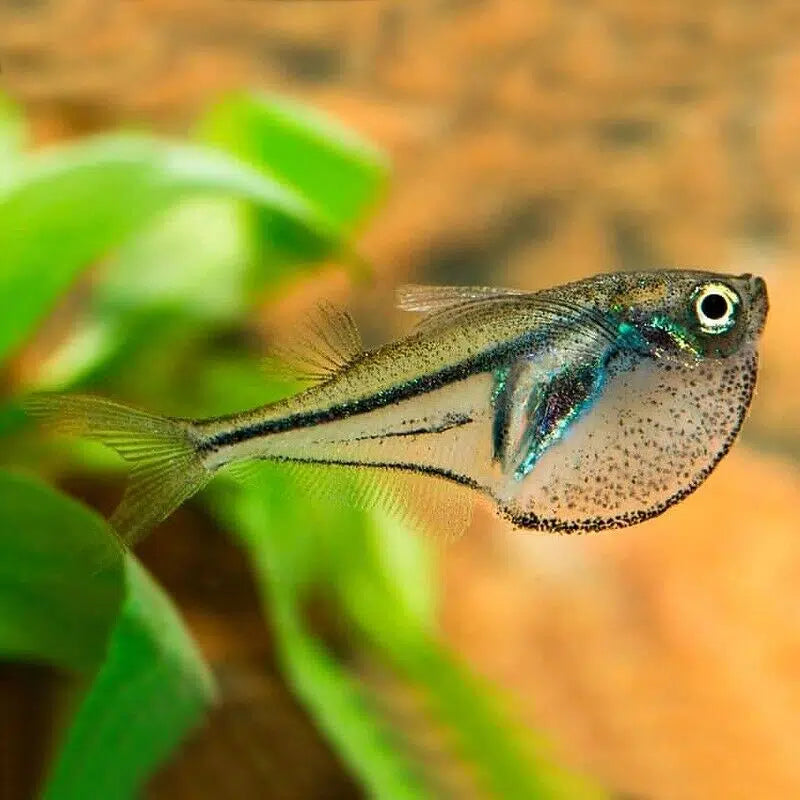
700, 292, 728, 320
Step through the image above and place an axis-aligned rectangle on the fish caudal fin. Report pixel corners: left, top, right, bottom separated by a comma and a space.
25, 393, 211, 547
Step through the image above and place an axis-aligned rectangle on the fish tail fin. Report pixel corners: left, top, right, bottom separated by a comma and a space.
25, 393, 212, 547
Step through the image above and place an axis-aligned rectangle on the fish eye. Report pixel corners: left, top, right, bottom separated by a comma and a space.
693, 282, 740, 334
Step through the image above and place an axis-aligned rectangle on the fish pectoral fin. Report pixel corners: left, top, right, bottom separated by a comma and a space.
518, 364, 605, 477
25, 393, 211, 548
395, 284, 525, 313
396, 284, 528, 334
494, 358, 607, 480
263, 301, 364, 385
396, 285, 623, 354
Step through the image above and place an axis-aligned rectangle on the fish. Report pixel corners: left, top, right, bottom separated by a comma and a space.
26, 269, 769, 547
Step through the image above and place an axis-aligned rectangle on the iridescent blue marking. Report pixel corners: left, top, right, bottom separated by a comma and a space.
508, 314, 647, 481
491, 365, 511, 462
489, 317, 656, 481
513, 362, 606, 480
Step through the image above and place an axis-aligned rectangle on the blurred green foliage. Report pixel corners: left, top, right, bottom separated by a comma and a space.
0, 92, 603, 799
0, 471, 215, 800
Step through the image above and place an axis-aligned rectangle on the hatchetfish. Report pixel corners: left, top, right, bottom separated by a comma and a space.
26, 270, 768, 547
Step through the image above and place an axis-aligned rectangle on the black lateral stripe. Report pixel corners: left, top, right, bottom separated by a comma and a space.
342, 412, 473, 443
205, 336, 534, 451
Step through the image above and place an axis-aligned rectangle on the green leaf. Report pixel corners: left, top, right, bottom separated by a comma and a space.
340, 515, 604, 800
0, 470, 123, 672
0, 134, 336, 364
43, 558, 216, 800
200, 92, 389, 230
32, 198, 253, 390
0, 470, 216, 799
216, 471, 430, 800
5, 94, 387, 391
332, 525, 593, 799
0, 92, 26, 185
272, 603, 429, 800
218, 464, 603, 800
101, 198, 251, 320
199, 92, 388, 274
393, 643, 603, 800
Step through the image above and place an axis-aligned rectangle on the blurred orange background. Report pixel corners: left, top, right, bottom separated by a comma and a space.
2, 1, 799, 798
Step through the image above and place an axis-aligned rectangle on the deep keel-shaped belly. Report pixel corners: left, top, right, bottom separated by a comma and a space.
495, 348, 759, 532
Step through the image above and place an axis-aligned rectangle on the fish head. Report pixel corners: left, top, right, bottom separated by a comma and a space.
614, 271, 769, 363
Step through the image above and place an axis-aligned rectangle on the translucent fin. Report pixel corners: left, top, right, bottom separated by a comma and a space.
387, 470, 474, 541
399, 283, 622, 351
397, 284, 533, 335
221, 458, 266, 486
263, 301, 364, 384
25, 393, 211, 547
396, 284, 526, 313
269, 460, 474, 541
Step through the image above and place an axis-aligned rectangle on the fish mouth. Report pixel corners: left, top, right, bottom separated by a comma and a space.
739, 273, 769, 335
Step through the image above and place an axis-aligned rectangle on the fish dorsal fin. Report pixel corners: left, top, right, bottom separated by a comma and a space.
265, 301, 363, 384
396, 284, 528, 334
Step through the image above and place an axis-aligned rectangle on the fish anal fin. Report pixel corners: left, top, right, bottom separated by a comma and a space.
25, 393, 211, 547
514, 363, 604, 479
372, 469, 474, 541
278, 461, 474, 541
263, 301, 364, 385
222, 458, 265, 485
492, 343, 609, 481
